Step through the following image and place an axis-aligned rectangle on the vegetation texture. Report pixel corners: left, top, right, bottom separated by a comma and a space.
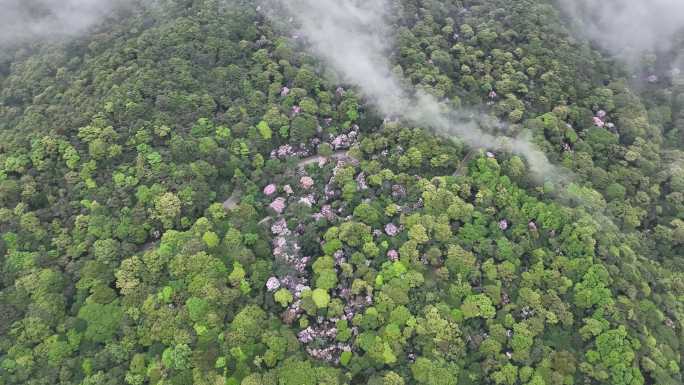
0, 1, 682, 385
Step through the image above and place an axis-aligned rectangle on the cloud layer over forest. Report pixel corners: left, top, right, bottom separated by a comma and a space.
267, 0, 560, 180
0, 0, 131, 47
558, 0, 684, 60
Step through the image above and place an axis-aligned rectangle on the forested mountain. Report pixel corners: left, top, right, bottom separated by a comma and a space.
0, 1, 682, 385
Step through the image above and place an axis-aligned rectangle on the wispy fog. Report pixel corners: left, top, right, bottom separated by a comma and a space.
264, 0, 562, 181
558, 0, 684, 61
0, 0, 131, 47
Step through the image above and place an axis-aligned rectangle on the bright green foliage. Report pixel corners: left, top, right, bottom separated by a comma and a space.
340, 351, 352, 366
411, 358, 459, 385
229, 262, 246, 287
185, 297, 209, 322
312, 288, 331, 308
154, 192, 182, 229
0, 1, 682, 385
257, 121, 272, 140
585, 327, 644, 385
77, 302, 123, 343
461, 294, 496, 319
161, 344, 192, 370
202, 231, 219, 248
274, 288, 293, 307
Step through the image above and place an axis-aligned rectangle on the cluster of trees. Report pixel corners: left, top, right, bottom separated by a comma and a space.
0, 0, 681, 384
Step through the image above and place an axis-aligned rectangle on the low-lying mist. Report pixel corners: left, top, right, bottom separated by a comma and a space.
557, 0, 684, 64
263, 0, 563, 182
0, 0, 133, 49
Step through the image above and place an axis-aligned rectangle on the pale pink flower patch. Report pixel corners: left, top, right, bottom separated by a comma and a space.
384, 223, 399, 237
300, 176, 315, 190
592, 117, 605, 128
269, 197, 286, 214
263, 184, 277, 196
266, 277, 281, 292
499, 219, 508, 231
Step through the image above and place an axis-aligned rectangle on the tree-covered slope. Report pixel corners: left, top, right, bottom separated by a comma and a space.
0, 1, 682, 385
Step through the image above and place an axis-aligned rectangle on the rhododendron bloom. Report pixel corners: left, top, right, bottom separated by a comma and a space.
300, 176, 314, 189
384, 223, 399, 236
592, 117, 605, 128
266, 277, 281, 291
499, 219, 508, 231
263, 184, 277, 196
270, 197, 286, 214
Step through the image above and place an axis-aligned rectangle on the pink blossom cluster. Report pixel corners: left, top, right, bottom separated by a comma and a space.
592, 116, 605, 128
298, 325, 337, 342
329, 130, 358, 150
293, 283, 310, 298
293, 256, 310, 273
331, 134, 350, 150
298, 194, 316, 207
263, 183, 277, 196
298, 318, 355, 363
356, 172, 368, 190
271, 218, 290, 236
385, 223, 399, 236
265, 139, 380, 361
266, 277, 281, 292
324, 184, 337, 199
317, 205, 335, 221
272, 238, 302, 266
300, 176, 315, 189
272, 237, 289, 260
499, 219, 508, 231
297, 327, 316, 343
387, 249, 399, 262
269, 197, 286, 214
307, 344, 351, 363
314, 209, 330, 223
333, 249, 346, 265
280, 86, 290, 97
274, 144, 293, 158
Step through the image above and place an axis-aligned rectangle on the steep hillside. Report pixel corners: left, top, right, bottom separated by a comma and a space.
0, 1, 682, 385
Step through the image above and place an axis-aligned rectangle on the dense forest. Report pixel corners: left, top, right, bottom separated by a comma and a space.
0, 1, 682, 384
